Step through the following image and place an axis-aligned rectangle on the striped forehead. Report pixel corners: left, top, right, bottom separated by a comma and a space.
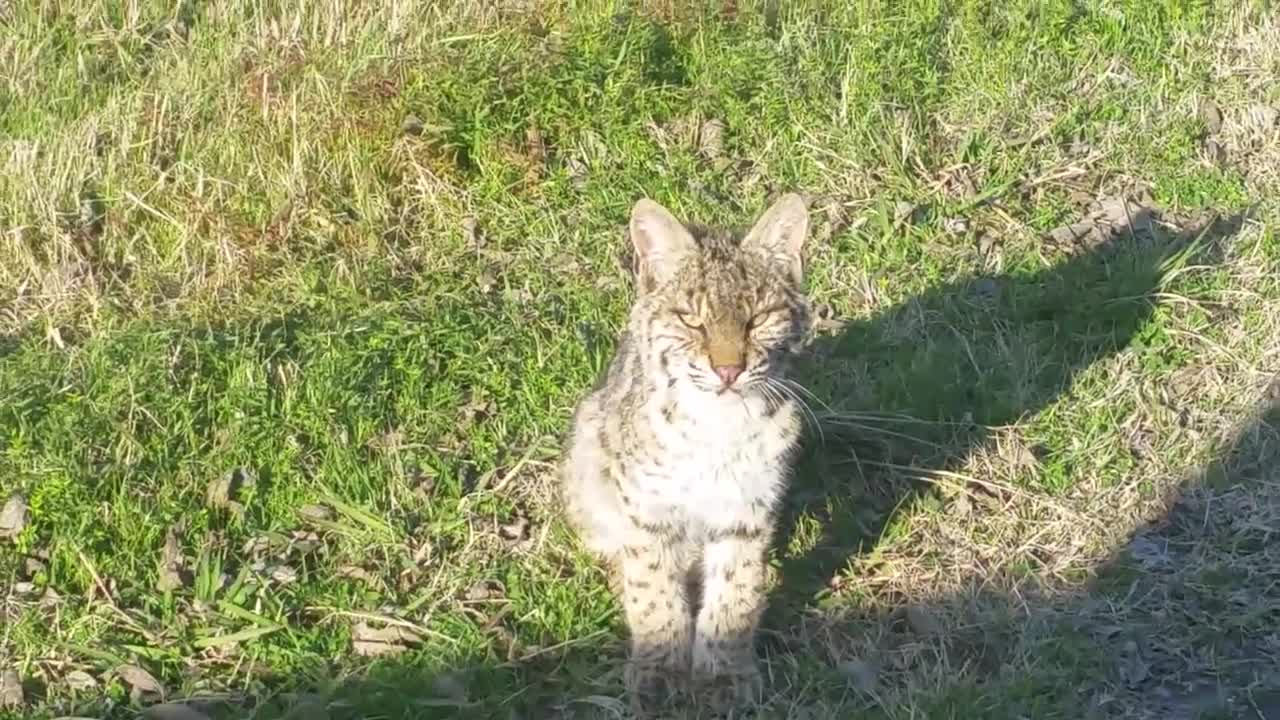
675, 244, 773, 315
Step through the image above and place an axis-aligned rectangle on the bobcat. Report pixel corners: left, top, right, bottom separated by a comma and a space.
561, 195, 813, 713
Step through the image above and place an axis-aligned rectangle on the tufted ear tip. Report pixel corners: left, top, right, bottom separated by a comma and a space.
743, 193, 811, 281
629, 198, 696, 290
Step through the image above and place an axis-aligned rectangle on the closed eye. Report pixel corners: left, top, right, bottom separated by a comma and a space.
674, 310, 704, 329
747, 304, 789, 331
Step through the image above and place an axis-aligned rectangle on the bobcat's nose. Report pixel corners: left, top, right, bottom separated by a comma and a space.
714, 364, 744, 386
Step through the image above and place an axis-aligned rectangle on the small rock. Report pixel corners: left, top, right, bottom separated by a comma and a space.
0, 669, 22, 709
0, 494, 28, 539
943, 217, 969, 234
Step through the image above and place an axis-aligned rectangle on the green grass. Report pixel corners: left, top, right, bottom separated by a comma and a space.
2, 2, 1279, 718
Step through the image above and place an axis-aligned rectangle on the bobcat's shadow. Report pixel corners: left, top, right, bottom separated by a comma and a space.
766, 209, 1246, 629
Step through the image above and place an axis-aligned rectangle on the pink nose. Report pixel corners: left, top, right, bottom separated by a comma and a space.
714, 365, 743, 386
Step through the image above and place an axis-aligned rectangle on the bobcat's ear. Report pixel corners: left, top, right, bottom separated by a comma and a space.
742, 193, 809, 283
630, 198, 697, 292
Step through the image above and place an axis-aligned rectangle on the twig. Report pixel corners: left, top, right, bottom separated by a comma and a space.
75, 548, 161, 644
308, 607, 460, 646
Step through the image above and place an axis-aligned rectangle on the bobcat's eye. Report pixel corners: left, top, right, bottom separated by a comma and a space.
674, 311, 703, 329
747, 304, 788, 332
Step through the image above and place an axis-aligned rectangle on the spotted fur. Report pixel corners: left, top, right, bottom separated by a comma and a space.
561, 195, 813, 714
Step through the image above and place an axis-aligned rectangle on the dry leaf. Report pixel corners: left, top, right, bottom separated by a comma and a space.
1204, 138, 1227, 166
23, 556, 46, 576
0, 669, 22, 709
115, 663, 163, 699
948, 493, 974, 518
1127, 535, 1171, 569
298, 504, 333, 522
268, 564, 298, 585
288, 530, 322, 554
1243, 104, 1278, 133
697, 118, 725, 160
461, 216, 482, 250
0, 494, 28, 539
999, 432, 1040, 475
497, 512, 530, 543
1265, 372, 1280, 403
1199, 99, 1223, 135
401, 114, 424, 136
157, 524, 186, 592
464, 579, 503, 601
1120, 640, 1150, 688
142, 703, 213, 720
206, 467, 256, 517
1044, 194, 1158, 253
430, 673, 469, 704
283, 694, 330, 720
904, 606, 942, 636
337, 565, 377, 585
63, 670, 99, 691
893, 200, 917, 226
411, 468, 437, 499
525, 124, 547, 168
351, 621, 423, 657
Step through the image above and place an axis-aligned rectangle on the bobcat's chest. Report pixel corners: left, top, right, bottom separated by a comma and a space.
627, 391, 798, 537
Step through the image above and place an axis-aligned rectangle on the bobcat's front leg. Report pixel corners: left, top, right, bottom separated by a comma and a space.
693, 529, 769, 707
619, 536, 693, 715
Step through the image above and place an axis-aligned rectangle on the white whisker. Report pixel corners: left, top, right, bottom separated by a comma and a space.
767, 377, 824, 445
